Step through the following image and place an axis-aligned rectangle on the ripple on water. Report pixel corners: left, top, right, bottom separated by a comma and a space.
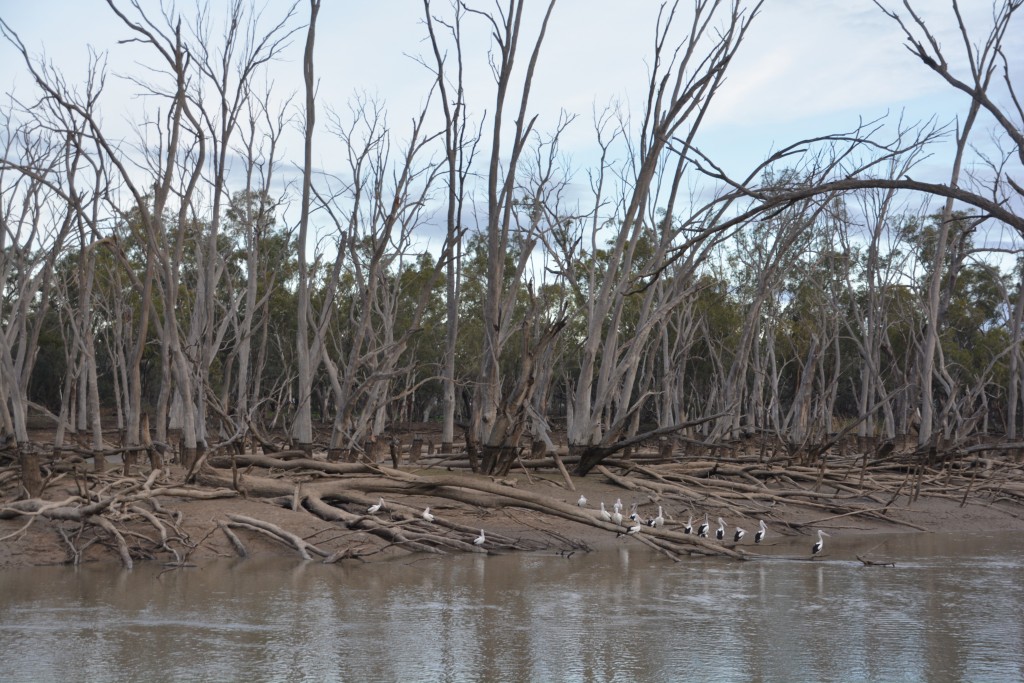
0, 535, 1022, 682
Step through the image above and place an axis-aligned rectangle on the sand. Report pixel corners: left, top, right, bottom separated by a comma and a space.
2, 459, 1022, 569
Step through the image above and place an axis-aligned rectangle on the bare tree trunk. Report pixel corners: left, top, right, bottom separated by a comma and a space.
423, 0, 474, 455
294, 0, 320, 451
468, 0, 557, 466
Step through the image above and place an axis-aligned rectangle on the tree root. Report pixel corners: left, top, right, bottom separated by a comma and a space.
225, 514, 327, 560
4, 438, 1023, 567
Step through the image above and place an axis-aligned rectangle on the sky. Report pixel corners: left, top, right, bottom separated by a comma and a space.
0, 0, 1019, 247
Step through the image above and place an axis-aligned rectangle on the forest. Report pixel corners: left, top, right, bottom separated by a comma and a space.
0, 0, 1022, 509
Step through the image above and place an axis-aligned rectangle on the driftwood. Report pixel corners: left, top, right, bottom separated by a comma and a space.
196, 457, 745, 559
4, 435, 1024, 566
0, 469, 236, 568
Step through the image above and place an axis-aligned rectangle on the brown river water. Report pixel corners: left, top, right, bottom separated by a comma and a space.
1, 531, 1022, 682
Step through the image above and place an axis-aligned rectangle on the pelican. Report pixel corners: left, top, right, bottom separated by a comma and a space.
716, 517, 726, 541
599, 502, 612, 521
474, 529, 486, 546
367, 497, 384, 514
613, 498, 623, 513
578, 494, 588, 507
612, 509, 623, 526
734, 526, 746, 543
697, 513, 709, 538
812, 529, 830, 555
421, 507, 435, 523
754, 520, 767, 544
626, 522, 642, 535
683, 515, 693, 535
648, 506, 664, 528
629, 502, 640, 522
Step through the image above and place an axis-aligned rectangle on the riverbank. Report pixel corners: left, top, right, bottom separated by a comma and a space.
3, 451, 1023, 568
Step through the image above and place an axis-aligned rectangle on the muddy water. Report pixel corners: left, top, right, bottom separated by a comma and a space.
1, 532, 1022, 682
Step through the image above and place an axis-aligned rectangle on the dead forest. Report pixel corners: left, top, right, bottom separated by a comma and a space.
1, 0, 1024, 567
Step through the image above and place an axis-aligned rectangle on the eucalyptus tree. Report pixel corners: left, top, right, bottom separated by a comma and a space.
838, 170, 927, 441
176, 0, 299, 454
51, 133, 114, 467
0, 106, 80, 493
218, 82, 290, 446
694, 1, 1024, 447
548, 0, 764, 475
293, 0, 319, 451
422, 0, 479, 454
874, 0, 1023, 447
311, 94, 444, 459
453, 0, 561, 475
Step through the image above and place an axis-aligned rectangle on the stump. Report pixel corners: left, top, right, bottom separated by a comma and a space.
389, 437, 402, 468
658, 437, 673, 461
19, 447, 44, 498
409, 438, 423, 464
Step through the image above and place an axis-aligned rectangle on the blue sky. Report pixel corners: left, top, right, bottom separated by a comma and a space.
1, 0, 1016, 244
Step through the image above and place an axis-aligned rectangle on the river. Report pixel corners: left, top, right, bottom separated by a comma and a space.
1, 531, 1022, 682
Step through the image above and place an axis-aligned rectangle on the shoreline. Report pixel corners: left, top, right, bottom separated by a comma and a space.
3, 460, 1023, 570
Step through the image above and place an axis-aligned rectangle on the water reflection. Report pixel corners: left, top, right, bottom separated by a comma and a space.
0, 532, 1022, 682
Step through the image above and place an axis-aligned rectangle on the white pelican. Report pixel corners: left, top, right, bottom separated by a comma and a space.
683, 515, 693, 535
367, 497, 384, 514
734, 527, 746, 543
626, 522, 642, 535
754, 520, 767, 544
474, 529, 486, 546
716, 517, 726, 541
578, 494, 588, 507
648, 506, 664, 528
812, 529, 829, 555
612, 510, 623, 526
613, 498, 623, 513
697, 513, 709, 538
421, 507, 435, 523
599, 502, 612, 521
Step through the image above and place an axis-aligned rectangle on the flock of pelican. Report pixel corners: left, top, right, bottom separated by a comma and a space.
591, 498, 830, 556
363, 495, 830, 555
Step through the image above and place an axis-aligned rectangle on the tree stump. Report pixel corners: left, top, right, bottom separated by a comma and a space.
122, 449, 136, 476
389, 437, 402, 468
658, 437, 673, 461
363, 438, 382, 464
149, 445, 164, 471
409, 438, 423, 464
19, 446, 44, 498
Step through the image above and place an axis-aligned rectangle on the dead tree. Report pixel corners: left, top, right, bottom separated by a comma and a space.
463, 0, 559, 475
564, 0, 764, 475
422, 0, 479, 455
0, 106, 77, 493
293, 0, 320, 451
